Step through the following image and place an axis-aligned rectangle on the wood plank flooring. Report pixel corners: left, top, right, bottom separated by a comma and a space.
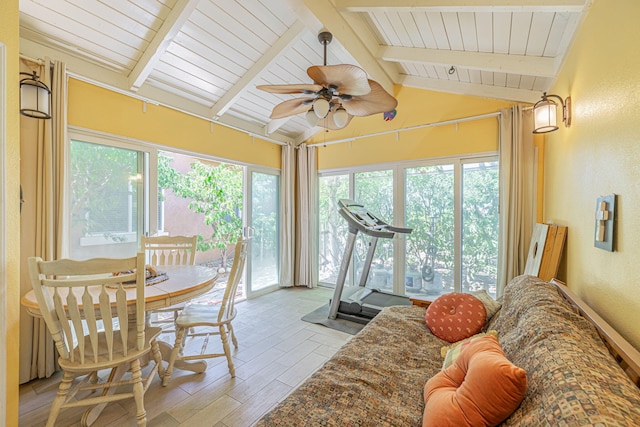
19, 287, 351, 427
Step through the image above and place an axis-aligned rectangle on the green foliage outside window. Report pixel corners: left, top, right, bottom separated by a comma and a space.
157, 155, 243, 269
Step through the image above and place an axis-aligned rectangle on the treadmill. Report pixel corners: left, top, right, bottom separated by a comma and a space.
328, 199, 413, 323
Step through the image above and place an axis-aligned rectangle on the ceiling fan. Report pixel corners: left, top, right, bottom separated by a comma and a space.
257, 31, 398, 130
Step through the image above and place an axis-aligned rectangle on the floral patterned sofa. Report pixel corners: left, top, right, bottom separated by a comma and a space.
256, 275, 640, 426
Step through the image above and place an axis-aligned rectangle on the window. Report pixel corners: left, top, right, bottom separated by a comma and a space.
462, 161, 499, 295
354, 170, 394, 291
69, 139, 146, 259
405, 164, 455, 295
317, 155, 499, 297
318, 174, 349, 284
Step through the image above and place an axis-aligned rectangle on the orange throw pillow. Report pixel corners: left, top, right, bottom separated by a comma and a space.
424, 292, 486, 342
423, 335, 527, 427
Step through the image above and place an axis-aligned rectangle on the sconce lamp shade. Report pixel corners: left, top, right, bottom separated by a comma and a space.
532, 92, 571, 134
20, 71, 51, 119
533, 98, 558, 133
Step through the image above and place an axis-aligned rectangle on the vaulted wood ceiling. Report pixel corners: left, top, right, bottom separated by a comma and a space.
19, 0, 593, 145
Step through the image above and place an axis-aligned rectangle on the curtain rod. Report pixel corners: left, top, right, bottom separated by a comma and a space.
66, 72, 290, 147
19, 54, 46, 66
306, 111, 502, 148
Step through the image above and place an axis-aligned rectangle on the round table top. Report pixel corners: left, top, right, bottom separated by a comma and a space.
21, 264, 219, 316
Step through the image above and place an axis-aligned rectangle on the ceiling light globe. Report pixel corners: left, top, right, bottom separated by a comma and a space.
313, 98, 330, 119
306, 108, 319, 126
333, 107, 349, 128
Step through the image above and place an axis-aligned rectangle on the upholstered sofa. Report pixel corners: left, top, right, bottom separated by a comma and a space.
256, 275, 640, 426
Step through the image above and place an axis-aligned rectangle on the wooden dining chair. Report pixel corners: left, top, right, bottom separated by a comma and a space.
162, 237, 249, 385
141, 235, 197, 334
27, 253, 164, 427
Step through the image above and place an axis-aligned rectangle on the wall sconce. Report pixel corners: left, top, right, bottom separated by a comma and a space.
20, 71, 51, 119
533, 92, 571, 134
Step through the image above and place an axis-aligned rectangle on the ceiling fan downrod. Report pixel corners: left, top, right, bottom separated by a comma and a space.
318, 31, 333, 66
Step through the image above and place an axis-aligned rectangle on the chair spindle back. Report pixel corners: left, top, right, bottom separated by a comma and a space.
28, 254, 147, 364
141, 235, 197, 266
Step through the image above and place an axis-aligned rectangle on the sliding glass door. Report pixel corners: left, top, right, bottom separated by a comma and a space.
69, 131, 281, 299
245, 168, 280, 297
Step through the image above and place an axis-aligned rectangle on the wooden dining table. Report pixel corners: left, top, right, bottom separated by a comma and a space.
21, 263, 219, 370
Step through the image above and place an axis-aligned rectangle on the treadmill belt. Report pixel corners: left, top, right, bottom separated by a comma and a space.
363, 291, 412, 308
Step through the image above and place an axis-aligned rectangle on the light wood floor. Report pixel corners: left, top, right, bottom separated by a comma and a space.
19, 286, 351, 427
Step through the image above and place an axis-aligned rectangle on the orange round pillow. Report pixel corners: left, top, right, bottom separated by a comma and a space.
423, 335, 527, 427
424, 292, 486, 342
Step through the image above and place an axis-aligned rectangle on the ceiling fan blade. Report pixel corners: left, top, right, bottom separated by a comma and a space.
257, 83, 323, 94
341, 80, 398, 117
270, 97, 314, 119
307, 65, 371, 96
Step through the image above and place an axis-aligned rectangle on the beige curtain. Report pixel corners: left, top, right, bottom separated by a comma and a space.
294, 143, 318, 288
279, 143, 295, 287
19, 58, 67, 383
497, 105, 536, 296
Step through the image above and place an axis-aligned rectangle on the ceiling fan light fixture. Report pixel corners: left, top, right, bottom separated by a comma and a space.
257, 30, 398, 131
313, 98, 330, 119
333, 107, 349, 128
306, 108, 319, 126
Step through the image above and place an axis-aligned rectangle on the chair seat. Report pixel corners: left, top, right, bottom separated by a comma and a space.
60, 326, 163, 372
176, 304, 231, 326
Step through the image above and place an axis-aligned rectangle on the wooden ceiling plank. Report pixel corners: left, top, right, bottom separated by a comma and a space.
128, 0, 200, 91
442, 12, 464, 50
526, 12, 555, 56
458, 12, 479, 52
493, 12, 512, 54
475, 12, 493, 52
509, 12, 533, 55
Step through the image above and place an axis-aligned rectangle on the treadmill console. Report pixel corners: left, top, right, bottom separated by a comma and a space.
338, 199, 412, 237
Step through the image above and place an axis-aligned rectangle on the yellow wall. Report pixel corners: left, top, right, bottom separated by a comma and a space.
1, 0, 21, 425
313, 86, 515, 169
544, 0, 640, 349
68, 79, 281, 168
